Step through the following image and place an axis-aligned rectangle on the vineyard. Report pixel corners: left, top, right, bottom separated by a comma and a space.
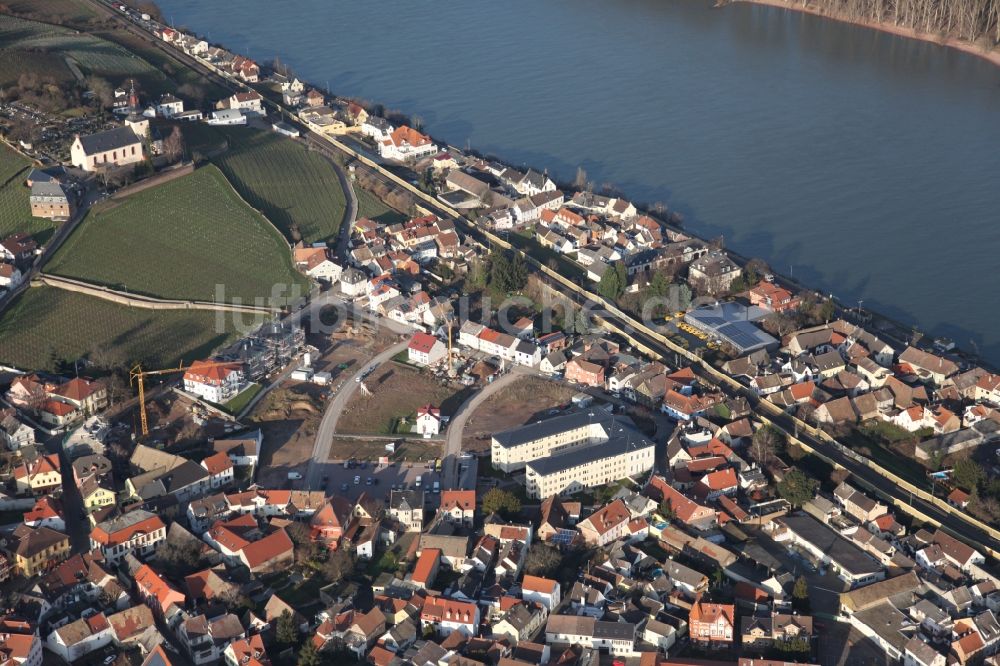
211, 127, 348, 244
0, 286, 247, 373
0, 145, 59, 242
355, 185, 407, 225
0, 14, 160, 90
46, 165, 308, 305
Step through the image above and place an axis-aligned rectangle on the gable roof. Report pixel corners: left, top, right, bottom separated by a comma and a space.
76, 126, 141, 154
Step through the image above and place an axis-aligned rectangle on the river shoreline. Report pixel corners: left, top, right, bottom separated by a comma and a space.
730, 0, 1000, 68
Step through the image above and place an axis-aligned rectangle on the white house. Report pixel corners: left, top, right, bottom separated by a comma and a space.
227, 91, 264, 116
416, 405, 441, 438
339, 267, 368, 298
521, 575, 561, 611
46, 614, 113, 663
207, 109, 247, 125
378, 126, 437, 162
156, 94, 184, 118
183, 361, 244, 404
408, 332, 447, 367
293, 247, 342, 282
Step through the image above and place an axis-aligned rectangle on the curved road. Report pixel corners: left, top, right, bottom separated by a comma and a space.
440, 367, 535, 490
305, 336, 409, 490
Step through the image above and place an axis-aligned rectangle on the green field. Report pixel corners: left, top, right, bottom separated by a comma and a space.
0, 14, 159, 87
211, 127, 348, 244
46, 165, 308, 304
355, 185, 406, 225
0, 144, 60, 243
0, 285, 248, 372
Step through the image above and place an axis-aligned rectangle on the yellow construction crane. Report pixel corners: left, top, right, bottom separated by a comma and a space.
129, 360, 237, 436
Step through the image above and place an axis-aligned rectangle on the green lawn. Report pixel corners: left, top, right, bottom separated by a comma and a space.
0, 145, 60, 243
211, 127, 348, 244
46, 165, 308, 305
223, 382, 262, 415
354, 185, 407, 225
0, 285, 246, 372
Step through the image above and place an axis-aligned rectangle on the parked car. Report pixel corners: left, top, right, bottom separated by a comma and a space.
287, 472, 302, 480
353, 475, 361, 484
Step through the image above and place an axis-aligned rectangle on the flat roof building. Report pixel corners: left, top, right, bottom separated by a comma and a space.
775, 514, 884, 587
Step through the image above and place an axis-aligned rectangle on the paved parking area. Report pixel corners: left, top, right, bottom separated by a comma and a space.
311, 458, 446, 505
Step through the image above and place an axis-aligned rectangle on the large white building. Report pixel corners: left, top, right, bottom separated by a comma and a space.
183, 361, 244, 404
493, 411, 655, 499
378, 125, 437, 162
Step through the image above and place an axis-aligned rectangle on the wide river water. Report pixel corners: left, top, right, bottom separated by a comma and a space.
158, 0, 1000, 362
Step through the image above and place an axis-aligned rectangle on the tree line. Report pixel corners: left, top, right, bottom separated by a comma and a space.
801, 0, 1000, 45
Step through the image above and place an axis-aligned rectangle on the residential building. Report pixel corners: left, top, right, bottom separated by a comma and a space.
29, 181, 74, 220
11, 525, 71, 577
46, 613, 112, 663
688, 251, 742, 295
183, 361, 244, 404
379, 126, 437, 162
415, 405, 441, 437
773, 514, 884, 587
521, 575, 561, 610
420, 597, 479, 637
90, 510, 167, 565
388, 490, 424, 532
439, 490, 475, 527
576, 500, 632, 547
13, 454, 61, 495
408, 332, 447, 366
690, 600, 735, 648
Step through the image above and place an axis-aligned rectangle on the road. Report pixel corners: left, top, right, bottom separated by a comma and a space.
440, 366, 535, 490
305, 339, 408, 490
81, 0, 1000, 557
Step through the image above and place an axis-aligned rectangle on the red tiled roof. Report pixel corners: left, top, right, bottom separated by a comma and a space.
580, 499, 631, 536
440, 490, 475, 512
521, 575, 557, 594
184, 360, 241, 385
240, 528, 293, 569
202, 451, 233, 476
408, 332, 440, 354
412, 548, 440, 585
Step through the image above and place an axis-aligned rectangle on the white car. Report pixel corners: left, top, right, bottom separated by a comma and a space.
354, 475, 361, 484
287, 472, 302, 480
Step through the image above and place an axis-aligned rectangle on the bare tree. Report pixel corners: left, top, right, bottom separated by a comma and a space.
164, 126, 185, 163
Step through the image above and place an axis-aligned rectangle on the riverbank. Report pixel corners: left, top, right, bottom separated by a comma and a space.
730, 0, 1000, 69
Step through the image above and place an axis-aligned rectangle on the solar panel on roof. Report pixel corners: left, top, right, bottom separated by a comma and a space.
552, 529, 576, 545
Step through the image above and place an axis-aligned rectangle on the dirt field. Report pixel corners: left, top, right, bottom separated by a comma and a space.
249, 382, 326, 486
461, 376, 577, 453
326, 436, 441, 463
307, 313, 402, 377
338, 362, 474, 435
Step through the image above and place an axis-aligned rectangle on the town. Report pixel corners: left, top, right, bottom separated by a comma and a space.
0, 1, 999, 666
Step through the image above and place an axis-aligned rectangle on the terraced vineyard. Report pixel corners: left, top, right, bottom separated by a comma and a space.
0, 144, 59, 242
211, 127, 348, 244
0, 285, 250, 372
0, 14, 160, 91
46, 165, 308, 304
355, 185, 407, 225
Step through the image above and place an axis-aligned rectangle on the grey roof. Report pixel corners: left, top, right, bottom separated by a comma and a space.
390, 490, 423, 512
77, 126, 140, 154
593, 620, 635, 640
493, 411, 614, 449
779, 514, 882, 576
852, 600, 913, 654
29, 180, 69, 200
526, 427, 653, 478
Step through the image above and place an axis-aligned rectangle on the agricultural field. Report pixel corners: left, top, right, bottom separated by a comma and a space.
0, 285, 245, 372
338, 362, 473, 435
0, 14, 159, 88
46, 165, 308, 304
0, 144, 59, 242
355, 185, 407, 225
211, 127, 348, 244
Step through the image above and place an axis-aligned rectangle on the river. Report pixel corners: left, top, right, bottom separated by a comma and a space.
157, 0, 1000, 362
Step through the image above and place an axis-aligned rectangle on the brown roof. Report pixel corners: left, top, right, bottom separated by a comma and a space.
240, 528, 293, 569
580, 499, 631, 536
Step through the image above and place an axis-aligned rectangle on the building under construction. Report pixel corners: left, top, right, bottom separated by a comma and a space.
222, 319, 305, 381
